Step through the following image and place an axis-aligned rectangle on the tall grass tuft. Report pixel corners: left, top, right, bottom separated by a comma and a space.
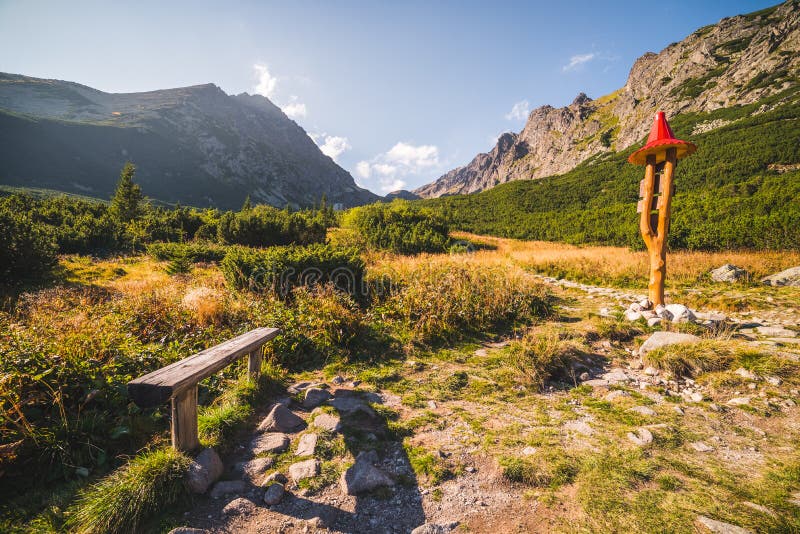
505, 330, 581, 390
65, 448, 191, 534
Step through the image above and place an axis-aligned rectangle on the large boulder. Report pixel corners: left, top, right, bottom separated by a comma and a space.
710, 264, 748, 283
186, 448, 224, 494
340, 450, 394, 495
664, 304, 697, 323
761, 266, 800, 287
257, 404, 305, 433
639, 331, 701, 356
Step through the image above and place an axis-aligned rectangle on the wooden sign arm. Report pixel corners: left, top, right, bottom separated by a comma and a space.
639, 154, 657, 248
655, 148, 677, 246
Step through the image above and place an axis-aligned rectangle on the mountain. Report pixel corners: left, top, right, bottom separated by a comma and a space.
0, 73, 378, 209
415, 1, 799, 198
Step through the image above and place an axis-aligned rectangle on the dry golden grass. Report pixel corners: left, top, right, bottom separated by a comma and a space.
453, 232, 800, 287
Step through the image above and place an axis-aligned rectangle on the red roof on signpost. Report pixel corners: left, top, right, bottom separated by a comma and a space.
628, 111, 697, 165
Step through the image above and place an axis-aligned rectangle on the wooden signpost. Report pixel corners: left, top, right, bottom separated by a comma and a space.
628, 112, 696, 307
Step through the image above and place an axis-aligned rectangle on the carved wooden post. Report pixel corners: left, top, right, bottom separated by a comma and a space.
248, 348, 262, 381
629, 112, 696, 307
171, 386, 199, 452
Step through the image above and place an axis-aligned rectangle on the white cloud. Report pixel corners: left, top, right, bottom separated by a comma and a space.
282, 95, 307, 119
562, 53, 596, 72
354, 141, 440, 193
311, 133, 351, 161
253, 64, 277, 98
505, 99, 530, 121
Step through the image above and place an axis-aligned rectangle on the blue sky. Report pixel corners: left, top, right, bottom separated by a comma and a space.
0, 0, 778, 194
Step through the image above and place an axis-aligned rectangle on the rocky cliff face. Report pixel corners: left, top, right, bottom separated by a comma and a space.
0, 74, 378, 209
415, 1, 800, 198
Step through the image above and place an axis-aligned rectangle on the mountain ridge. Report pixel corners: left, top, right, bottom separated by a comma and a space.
0, 72, 378, 209
415, 1, 799, 198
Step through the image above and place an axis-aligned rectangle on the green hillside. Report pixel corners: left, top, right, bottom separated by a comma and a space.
419, 86, 800, 250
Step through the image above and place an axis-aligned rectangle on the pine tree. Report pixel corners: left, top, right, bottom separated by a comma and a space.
110, 162, 144, 223
241, 195, 252, 211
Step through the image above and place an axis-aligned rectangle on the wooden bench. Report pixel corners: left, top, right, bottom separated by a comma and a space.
128, 327, 281, 451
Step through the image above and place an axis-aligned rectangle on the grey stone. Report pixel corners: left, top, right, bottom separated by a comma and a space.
329, 396, 377, 417
312, 412, 342, 432
289, 459, 320, 481
625, 310, 643, 321
303, 388, 332, 409
604, 390, 629, 402
639, 331, 701, 356
690, 441, 714, 453
263, 482, 285, 505
601, 369, 629, 383
411, 524, 456, 534
331, 375, 345, 385
210, 480, 247, 499
665, 304, 697, 323
756, 326, 796, 337
186, 448, 224, 494
727, 396, 751, 406
340, 450, 395, 495
296, 433, 318, 457
249, 433, 290, 455
696, 515, 753, 533
761, 266, 800, 287
236, 457, 274, 483
628, 406, 657, 416
579, 372, 590, 381
710, 264, 748, 283
257, 404, 305, 433
563, 419, 594, 435
221, 496, 254, 515
627, 428, 653, 446
261, 472, 288, 486
643, 366, 659, 376
735, 367, 757, 380
521, 446, 537, 456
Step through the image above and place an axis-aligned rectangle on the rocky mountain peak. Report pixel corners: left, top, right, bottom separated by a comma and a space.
415, 1, 799, 199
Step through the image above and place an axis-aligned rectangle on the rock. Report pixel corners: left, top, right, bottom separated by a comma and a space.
665, 304, 697, 323
579, 372, 590, 381
210, 480, 247, 499
727, 396, 751, 406
474, 348, 488, 357
735, 368, 757, 380
563, 419, 594, 435
756, 326, 796, 337
690, 441, 714, 453
625, 310, 643, 321
599, 307, 612, 317
689, 392, 704, 402
329, 396, 377, 417
655, 305, 673, 321
766, 376, 782, 386
643, 366, 659, 376
741, 501, 776, 517
641, 310, 658, 320
627, 428, 653, 446
696, 515, 753, 533
263, 482, 285, 505
186, 448, 224, 494
296, 433, 318, 457
411, 524, 456, 534
583, 379, 609, 388
710, 264, 748, 283
521, 446, 537, 456
340, 450, 395, 495
761, 266, 800, 287
629, 358, 644, 370
601, 369, 629, 383
289, 459, 320, 481
236, 457, 274, 483
222, 497, 254, 515
261, 472, 288, 486
638, 298, 652, 310
628, 406, 656, 416
331, 375, 345, 385
639, 331, 701, 356
604, 390, 629, 402
312, 412, 342, 432
674, 406, 684, 415
257, 404, 305, 433
629, 303, 643, 313
168, 529, 207, 534
249, 433, 290, 455
427, 400, 438, 409
287, 381, 323, 395
303, 388, 332, 409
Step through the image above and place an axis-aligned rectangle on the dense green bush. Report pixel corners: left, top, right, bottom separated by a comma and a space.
146, 241, 227, 263
217, 204, 326, 247
0, 207, 58, 282
344, 200, 450, 254
221, 243, 365, 298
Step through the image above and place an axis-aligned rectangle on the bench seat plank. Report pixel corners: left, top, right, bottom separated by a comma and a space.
128, 327, 280, 408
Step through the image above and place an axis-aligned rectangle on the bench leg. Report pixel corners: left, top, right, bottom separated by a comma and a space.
171, 386, 199, 452
248, 348, 262, 381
